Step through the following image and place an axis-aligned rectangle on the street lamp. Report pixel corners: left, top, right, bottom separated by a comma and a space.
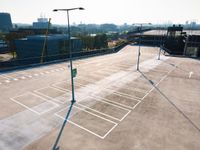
53, 7, 84, 104
135, 23, 151, 71
52, 7, 84, 150
136, 24, 142, 71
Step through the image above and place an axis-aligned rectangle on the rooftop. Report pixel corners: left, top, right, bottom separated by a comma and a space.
0, 45, 200, 150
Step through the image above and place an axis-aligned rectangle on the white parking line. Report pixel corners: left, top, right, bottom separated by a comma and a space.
0, 74, 11, 80
189, 72, 193, 78
5, 80, 11, 83
93, 95, 140, 110
20, 76, 26, 79
55, 105, 118, 139
77, 97, 131, 121
34, 86, 69, 104
11, 98, 40, 115
142, 63, 179, 101
11, 92, 59, 115
114, 91, 143, 100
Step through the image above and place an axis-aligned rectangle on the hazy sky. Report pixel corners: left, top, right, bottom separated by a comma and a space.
0, 0, 199, 25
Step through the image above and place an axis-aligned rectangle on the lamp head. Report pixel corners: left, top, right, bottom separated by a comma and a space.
79, 7, 84, 10
53, 9, 58, 12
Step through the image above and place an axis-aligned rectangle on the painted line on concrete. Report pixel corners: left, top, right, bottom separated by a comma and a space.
11, 92, 59, 115
4, 80, 11, 83
20, 76, 26, 79
34, 86, 70, 104
0, 74, 11, 80
141, 63, 179, 101
189, 71, 193, 78
94, 95, 140, 110
33, 73, 39, 76
77, 98, 131, 122
55, 105, 118, 139
11, 98, 40, 115
104, 89, 142, 101
113, 91, 143, 101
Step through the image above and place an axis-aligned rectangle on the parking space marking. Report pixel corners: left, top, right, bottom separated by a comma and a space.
11, 92, 59, 115
5, 80, 11, 83
55, 105, 118, 139
94, 96, 140, 110
77, 97, 131, 121
33, 73, 39, 76
0, 74, 12, 80
142, 63, 179, 101
52, 80, 85, 92
35, 86, 70, 104
20, 76, 26, 79
189, 71, 193, 78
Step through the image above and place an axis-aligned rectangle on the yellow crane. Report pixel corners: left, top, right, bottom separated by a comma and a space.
40, 18, 51, 63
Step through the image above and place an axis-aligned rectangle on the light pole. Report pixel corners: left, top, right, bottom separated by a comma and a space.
158, 27, 162, 60
135, 23, 151, 71
52, 7, 84, 150
53, 7, 84, 103
136, 24, 142, 71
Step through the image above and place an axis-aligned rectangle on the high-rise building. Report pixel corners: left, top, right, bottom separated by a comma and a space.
0, 12, 12, 32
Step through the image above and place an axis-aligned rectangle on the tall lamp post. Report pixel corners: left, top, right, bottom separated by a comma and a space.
52, 7, 84, 150
136, 24, 142, 71
135, 23, 151, 71
53, 7, 84, 103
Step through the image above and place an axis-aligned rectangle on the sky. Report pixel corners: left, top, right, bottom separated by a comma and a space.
0, 0, 200, 25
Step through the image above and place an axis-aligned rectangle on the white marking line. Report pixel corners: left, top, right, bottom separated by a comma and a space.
45, 71, 50, 74
13, 78, 18, 81
0, 74, 12, 80
27, 75, 32, 78
141, 63, 179, 101
93, 95, 140, 110
33, 73, 39, 76
5, 80, 11, 83
34, 86, 69, 104
77, 97, 131, 121
104, 89, 142, 101
51, 80, 72, 91
55, 105, 118, 139
189, 72, 193, 78
20, 76, 26, 79
11, 98, 40, 115
11, 92, 59, 115
113, 91, 143, 100
40, 72, 44, 75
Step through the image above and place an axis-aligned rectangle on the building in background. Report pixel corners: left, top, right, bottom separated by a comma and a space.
15, 34, 82, 64
32, 17, 49, 29
0, 12, 12, 32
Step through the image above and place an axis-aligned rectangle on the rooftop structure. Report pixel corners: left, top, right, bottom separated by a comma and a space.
0, 45, 200, 150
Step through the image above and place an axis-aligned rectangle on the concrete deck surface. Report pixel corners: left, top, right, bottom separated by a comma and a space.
0, 45, 200, 150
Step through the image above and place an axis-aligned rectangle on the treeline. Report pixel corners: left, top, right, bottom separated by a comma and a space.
79, 34, 108, 50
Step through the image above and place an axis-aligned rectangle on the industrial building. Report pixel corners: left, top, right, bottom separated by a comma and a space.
0, 12, 12, 32
15, 34, 82, 63
32, 17, 49, 29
